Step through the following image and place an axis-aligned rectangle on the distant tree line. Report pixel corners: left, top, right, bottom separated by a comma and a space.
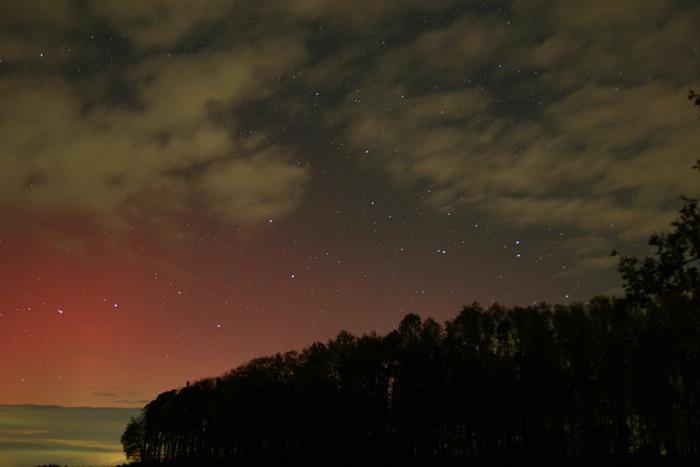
123, 138, 700, 465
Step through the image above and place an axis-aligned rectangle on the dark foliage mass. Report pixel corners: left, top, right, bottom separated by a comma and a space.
122, 298, 700, 465
123, 113, 700, 467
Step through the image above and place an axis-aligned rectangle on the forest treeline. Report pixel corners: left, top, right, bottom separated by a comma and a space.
123, 155, 699, 466
122, 297, 700, 465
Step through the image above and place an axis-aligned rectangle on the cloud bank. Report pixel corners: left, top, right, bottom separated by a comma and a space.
1, 0, 698, 269
0, 405, 140, 467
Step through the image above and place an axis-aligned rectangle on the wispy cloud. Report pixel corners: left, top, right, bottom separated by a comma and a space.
0, 0, 698, 293
0, 405, 140, 467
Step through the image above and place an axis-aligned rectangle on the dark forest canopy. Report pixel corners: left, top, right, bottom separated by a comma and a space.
123, 112, 700, 466
122, 296, 700, 466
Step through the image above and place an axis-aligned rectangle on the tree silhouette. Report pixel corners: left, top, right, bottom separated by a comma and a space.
617, 92, 700, 304
689, 89, 700, 109
124, 94, 700, 462
121, 413, 145, 462
617, 180, 700, 304
612, 94, 700, 457
123, 298, 700, 465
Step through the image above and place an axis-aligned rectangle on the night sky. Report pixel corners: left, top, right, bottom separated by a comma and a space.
2, 1, 699, 409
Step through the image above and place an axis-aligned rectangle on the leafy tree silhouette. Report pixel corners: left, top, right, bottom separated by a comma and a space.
617, 174, 700, 304
616, 91, 700, 304
612, 93, 700, 457
121, 413, 145, 462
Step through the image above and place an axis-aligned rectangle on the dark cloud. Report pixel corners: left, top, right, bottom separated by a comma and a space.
322, 0, 700, 277
1, 0, 698, 288
0, 9, 311, 235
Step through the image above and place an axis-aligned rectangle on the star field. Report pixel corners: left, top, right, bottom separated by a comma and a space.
0, 0, 699, 408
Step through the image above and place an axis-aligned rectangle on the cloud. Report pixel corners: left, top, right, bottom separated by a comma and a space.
0, 0, 698, 274
202, 152, 309, 225
0, 11, 311, 239
512, 0, 699, 85
0, 429, 49, 436
0, 405, 140, 451
327, 1, 700, 274
0, 1, 77, 64
90, 1, 237, 52
0, 405, 137, 467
